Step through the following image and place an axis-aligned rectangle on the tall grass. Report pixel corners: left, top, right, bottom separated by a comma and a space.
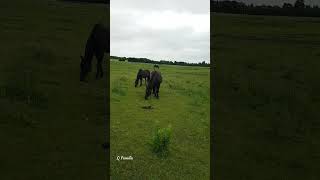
150, 126, 172, 157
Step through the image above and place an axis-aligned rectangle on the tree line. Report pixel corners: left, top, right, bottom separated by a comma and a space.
110, 56, 210, 67
211, 0, 320, 17
62, 0, 109, 4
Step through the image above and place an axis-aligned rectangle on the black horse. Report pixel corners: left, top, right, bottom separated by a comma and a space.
135, 69, 150, 87
80, 23, 109, 81
145, 70, 162, 99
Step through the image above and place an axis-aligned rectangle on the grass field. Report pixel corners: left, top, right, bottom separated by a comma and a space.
110, 60, 210, 179
0, 0, 109, 179
213, 13, 320, 179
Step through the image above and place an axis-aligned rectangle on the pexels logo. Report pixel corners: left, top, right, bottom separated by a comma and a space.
116, 155, 133, 161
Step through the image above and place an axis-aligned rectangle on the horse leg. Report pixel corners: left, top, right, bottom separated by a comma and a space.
88, 63, 92, 72
95, 63, 99, 79
96, 62, 103, 79
145, 85, 150, 100
153, 86, 156, 96
140, 78, 142, 86
156, 84, 160, 98
99, 54, 104, 78
99, 62, 103, 78
96, 53, 104, 79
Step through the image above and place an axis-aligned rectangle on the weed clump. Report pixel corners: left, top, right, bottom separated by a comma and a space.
112, 77, 128, 96
150, 126, 172, 157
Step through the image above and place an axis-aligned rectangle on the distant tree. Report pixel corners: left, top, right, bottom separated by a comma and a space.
119, 57, 126, 61
63, 0, 108, 4
283, 3, 293, 8
211, 0, 320, 17
294, 0, 305, 8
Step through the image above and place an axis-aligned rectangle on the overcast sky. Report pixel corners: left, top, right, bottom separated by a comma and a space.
111, 0, 210, 63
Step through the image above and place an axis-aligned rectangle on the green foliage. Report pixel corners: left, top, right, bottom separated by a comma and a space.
1, 66, 49, 109
111, 76, 128, 96
150, 126, 172, 157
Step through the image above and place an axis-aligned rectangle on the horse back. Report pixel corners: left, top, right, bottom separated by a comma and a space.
90, 24, 109, 54
144, 70, 150, 79
150, 71, 162, 84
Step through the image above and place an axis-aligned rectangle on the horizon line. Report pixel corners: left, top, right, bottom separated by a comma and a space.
110, 55, 210, 64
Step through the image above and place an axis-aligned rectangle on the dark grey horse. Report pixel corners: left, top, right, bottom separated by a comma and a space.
80, 23, 109, 81
145, 70, 162, 99
135, 69, 150, 87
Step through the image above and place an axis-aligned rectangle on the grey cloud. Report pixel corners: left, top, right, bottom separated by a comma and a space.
112, 0, 209, 14
111, 0, 210, 63
111, 23, 209, 63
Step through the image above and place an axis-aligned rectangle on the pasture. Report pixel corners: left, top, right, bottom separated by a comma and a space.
213, 13, 320, 179
110, 60, 210, 179
0, 0, 109, 179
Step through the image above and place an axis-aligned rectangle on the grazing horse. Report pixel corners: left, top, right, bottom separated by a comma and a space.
145, 70, 162, 99
80, 23, 109, 81
135, 69, 150, 87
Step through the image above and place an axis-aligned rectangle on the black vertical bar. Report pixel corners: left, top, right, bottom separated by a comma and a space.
105, 1, 110, 179
210, 0, 215, 179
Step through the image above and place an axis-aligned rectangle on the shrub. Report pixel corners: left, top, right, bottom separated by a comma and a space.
1, 70, 48, 109
111, 77, 128, 96
150, 126, 172, 157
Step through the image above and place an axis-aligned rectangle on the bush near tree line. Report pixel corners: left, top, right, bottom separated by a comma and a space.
211, 0, 320, 17
111, 56, 210, 67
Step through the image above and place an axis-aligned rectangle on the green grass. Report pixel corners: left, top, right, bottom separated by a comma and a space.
110, 60, 210, 179
0, 0, 108, 179
213, 13, 320, 179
